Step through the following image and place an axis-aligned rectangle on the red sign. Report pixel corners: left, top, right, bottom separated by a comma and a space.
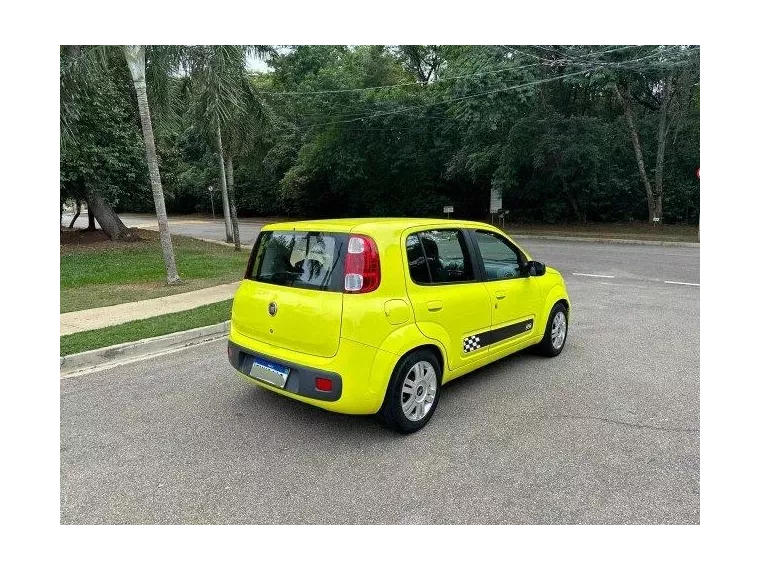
697, 167, 700, 179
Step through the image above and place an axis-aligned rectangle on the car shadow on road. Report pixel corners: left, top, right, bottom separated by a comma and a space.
231, 382, 396, 440
226, 346, 555, 441
439, 350, 539, 397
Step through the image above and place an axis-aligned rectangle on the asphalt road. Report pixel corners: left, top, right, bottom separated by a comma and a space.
60, 229, 700, 524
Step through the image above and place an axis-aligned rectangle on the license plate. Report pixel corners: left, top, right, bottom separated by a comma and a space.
249, 357, 290, 388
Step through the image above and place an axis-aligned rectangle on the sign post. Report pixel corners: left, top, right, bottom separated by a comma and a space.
208, 186, 215, 220
489, 185, 502, 225
443, 205, 454, 218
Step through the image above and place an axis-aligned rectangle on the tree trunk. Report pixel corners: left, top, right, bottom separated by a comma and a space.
87, 206, 96, 231
87, 192, 136, 240
68, 199, 81, 228
225, 155, 241, 251
653, 75, 673, 225
123, 45, 181, 285
554, 154, 585, 224
560, 177, 585, 224
615, 84, 657, 224
215, 125, 233, 243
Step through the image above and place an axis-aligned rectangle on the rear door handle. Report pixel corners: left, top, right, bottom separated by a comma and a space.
495, 291, 507, 300
427, 300, 443, 312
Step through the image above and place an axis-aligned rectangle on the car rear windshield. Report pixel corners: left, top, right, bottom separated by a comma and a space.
246, 231, 347, 292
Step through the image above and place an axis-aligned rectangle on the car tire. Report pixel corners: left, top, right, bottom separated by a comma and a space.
379, 349, 442, 434
536, 302, 569, 357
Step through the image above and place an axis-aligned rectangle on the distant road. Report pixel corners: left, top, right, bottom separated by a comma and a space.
62, 212, 269, 246
61, 213, 700, 286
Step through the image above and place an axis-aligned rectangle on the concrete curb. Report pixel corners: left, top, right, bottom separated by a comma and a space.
195, 237, 254, 249
511, 234, 700, 247
60, 321, 230, 377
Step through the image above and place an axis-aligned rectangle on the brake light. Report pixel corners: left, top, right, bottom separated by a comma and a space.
344, 234, 381, 293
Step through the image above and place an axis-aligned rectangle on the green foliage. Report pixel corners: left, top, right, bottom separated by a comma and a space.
60, 50, 150, 209
60, 45, 700, 224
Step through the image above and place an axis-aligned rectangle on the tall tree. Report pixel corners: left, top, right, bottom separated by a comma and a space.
215, 123, 233, 242
186, 45, 272, 250
123, 45, 181, 284
609, 46, 699, 224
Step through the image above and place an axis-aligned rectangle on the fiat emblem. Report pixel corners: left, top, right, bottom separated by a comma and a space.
268, 302, 278, 316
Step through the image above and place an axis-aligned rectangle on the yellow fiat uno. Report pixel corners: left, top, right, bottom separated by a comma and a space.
228, 218, 570, 433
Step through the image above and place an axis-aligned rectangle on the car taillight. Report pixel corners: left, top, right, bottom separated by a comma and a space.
344, 234, 381, 293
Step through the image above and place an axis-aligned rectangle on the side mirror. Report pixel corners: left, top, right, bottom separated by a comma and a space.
524, 260, 546, 277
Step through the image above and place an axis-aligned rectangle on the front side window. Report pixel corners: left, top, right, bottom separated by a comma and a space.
247, 231, 344, 291
406, 230, 474, 285
474, 231, 524, 280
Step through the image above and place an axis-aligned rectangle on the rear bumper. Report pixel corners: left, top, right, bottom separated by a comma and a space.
228, 341, 343, 402
228, 324, 394, 415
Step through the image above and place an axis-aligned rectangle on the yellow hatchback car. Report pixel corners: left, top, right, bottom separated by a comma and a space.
228, 218, 570, 433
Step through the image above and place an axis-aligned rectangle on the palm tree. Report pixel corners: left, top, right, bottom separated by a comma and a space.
186, 45, 272, 250
122, 45, 181, 284
60, 40, 181, 285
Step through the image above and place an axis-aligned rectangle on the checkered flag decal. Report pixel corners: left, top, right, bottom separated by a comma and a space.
463, 334, 482, 353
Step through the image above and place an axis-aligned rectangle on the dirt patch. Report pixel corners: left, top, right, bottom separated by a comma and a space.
60, 228, 155, 250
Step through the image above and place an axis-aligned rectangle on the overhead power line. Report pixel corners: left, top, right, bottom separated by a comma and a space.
271, 48, 697, 133
263, 45, 643, 97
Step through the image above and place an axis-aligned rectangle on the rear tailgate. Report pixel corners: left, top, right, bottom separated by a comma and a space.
232, 230, 347, 358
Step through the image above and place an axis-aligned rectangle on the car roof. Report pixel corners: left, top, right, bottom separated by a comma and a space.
263, 217, 500, 234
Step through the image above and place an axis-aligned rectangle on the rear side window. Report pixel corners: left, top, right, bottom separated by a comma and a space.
406, 230, 474, 285
247, 231, 346, 291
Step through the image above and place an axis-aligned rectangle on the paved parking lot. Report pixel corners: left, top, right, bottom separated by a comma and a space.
60, 237, 699, 524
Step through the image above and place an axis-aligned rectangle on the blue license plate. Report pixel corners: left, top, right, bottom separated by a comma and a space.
249, 357, 290, 388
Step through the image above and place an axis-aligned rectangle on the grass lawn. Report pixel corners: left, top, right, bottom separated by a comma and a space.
498, 221, 699, 242
60, 299, 232, 356
61, 229, 249, 313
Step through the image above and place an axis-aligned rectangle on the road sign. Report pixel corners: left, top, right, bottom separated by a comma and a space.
489, 186, 502, 214
443, 206, 454, 213
696, 167, 700, 179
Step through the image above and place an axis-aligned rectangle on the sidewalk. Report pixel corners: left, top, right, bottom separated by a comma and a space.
60, 282, 240, 336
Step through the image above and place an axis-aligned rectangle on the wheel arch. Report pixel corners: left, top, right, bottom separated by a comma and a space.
394, 343, 445, 376
366, 324, 448, 408
538, 285, 570, 335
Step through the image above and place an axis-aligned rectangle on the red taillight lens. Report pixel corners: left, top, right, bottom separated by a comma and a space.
344, 235, 381, 293
315, 377, 333, 392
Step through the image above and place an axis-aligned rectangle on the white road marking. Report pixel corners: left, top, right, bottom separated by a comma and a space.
600, 281, 648, 289
664, 281, 700, 287
572, 272, 615, 279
